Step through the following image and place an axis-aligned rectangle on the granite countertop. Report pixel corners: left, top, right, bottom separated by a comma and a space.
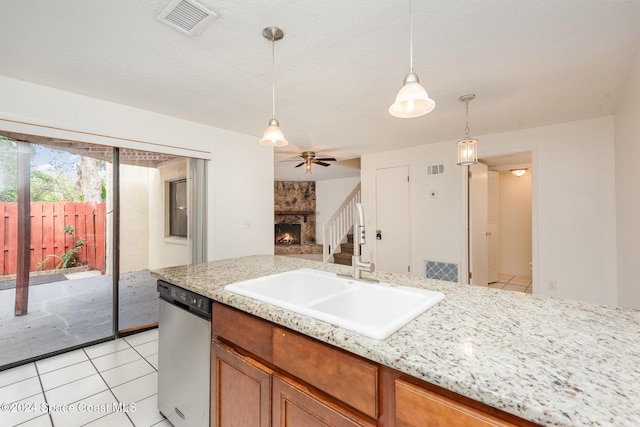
151, 255, 640, 426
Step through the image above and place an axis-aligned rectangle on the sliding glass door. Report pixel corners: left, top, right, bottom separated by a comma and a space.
0, 134, 113, 367
116, 149, 196, 332
0, 132, 206, 369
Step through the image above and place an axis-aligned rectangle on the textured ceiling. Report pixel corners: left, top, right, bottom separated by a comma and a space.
1, 0, 639, 180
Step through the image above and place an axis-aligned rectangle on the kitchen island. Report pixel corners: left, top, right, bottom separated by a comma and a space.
151, 255, 640, 426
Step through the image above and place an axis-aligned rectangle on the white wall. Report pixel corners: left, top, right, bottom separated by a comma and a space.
315, 177, 360, 244
210, 138, 274, 259
361, 142, 463, 272
614, 49, 640, 309
0, 76, 274, 262
498, 170, 532, 277
362, 116, 618, 306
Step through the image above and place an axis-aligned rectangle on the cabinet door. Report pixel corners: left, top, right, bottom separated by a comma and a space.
211, 341, 272, 427
273, 327, 379, 418
395, 379, 516, 427
272, 374, 375, 427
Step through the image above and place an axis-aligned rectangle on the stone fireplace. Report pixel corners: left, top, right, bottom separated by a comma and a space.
274, 181, 322, 255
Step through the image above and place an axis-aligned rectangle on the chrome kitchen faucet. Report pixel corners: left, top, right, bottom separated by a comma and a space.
352, 203, 375, 280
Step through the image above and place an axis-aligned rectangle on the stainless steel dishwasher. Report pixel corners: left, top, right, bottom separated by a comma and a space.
157, 280, 212, 427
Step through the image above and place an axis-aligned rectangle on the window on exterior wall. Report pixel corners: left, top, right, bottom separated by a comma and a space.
169, 178, 187, 238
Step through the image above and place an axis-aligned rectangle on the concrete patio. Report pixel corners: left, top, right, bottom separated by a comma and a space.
0, 270, 158, 369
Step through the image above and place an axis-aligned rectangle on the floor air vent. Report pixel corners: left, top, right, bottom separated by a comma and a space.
158, 0, 217, 36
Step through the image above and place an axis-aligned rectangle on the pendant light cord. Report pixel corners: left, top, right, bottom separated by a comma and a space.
271, 39, 276, 119
409, 0, 414, 73
465, 101, 471, 138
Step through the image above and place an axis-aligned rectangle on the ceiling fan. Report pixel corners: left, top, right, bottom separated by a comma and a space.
284, 151, 337, 174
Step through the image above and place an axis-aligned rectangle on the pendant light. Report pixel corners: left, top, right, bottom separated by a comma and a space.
457, 94, 478, 165
389, 0, 435, 118
259, 27, 288, 147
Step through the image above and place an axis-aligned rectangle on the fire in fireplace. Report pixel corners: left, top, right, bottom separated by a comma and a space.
275, 224, 301, 245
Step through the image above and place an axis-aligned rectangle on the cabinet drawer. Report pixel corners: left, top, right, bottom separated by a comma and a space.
213, 303, 273, 363
395, 379, 516, 427
273, 327, 379, 419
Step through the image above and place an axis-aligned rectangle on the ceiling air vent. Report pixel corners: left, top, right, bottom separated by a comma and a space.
157, 0, 217, 36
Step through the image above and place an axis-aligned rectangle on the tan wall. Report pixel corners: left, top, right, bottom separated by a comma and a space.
148, 161, 190, 269
119, 164, 151, 273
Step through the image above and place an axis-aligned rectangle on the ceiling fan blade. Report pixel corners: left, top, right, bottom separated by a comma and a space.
315, 157, 337, 162
314, 161, 331, 167
294, 162, 304, 168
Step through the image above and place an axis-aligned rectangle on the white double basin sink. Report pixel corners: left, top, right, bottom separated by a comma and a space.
224, 268, 445, 340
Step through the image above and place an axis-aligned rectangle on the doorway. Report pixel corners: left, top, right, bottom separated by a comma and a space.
468, 152, 533, 293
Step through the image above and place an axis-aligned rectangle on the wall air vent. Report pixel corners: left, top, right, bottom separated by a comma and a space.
157, 0, 217, 36
426, 164, 445, 176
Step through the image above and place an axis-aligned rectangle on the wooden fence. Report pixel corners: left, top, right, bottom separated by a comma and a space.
0, 202, 106, 276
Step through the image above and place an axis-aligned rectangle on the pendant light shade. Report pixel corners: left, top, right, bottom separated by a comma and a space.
389, 73, 436, 118
457, 137, 478, 165
260, 118, 288, 147
457, 94, 478, 166
389, 0, 435, 118
259, 27, 288, 147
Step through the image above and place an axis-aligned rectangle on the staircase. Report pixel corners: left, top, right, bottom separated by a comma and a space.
332, 234, 353, 266
322, 183, 360, 265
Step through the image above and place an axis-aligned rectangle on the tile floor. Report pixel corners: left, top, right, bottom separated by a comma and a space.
485, 273, 533, 294
0, 329, 169, 427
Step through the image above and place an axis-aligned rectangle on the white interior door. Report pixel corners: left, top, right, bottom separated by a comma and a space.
469, 162, 489, 286
487, 171, 499, 283
375, 166, 410, 274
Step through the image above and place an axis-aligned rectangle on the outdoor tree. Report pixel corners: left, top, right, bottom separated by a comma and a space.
0, 137, 105, 202
76, 156, 103, 203
0, 136, 19, 201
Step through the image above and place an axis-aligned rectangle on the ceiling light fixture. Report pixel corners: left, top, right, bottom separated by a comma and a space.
389, 0, 435, 118
457, 94, 479, 166
259, 27, 288, 147
511, 169, 527, 177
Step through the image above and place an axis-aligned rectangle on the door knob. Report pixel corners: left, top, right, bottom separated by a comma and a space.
485, 231, 492, 236
376, 229, 382, 240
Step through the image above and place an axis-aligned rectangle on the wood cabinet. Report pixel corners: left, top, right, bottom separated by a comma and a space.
211, 339, 372, 427
273, 326, 379, 419
273, 374, 375, 427
211, 341, 272, 427
395, 379, 517, 427
212, 302, 538, 427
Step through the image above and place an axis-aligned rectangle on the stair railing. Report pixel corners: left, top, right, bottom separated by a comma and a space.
322, 183, 361, 263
